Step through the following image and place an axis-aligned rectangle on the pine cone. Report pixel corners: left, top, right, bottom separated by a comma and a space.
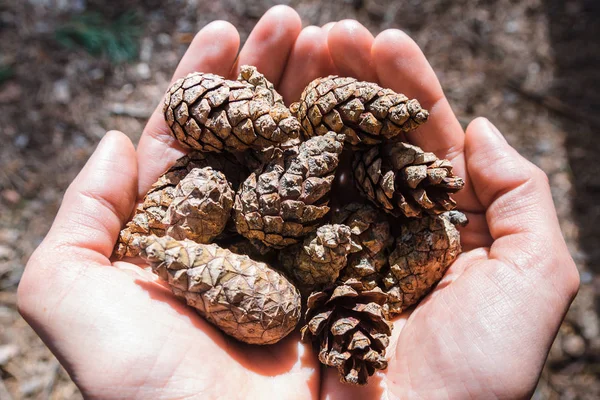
353, 142, 465, 218
139, 235, 302, 345
383, 213, 462, 316
332, 203, 394, 290
279, 224, 361, 294
114, 152, 245, 258
301, 279, 392, 385
165, 167, 234, 243
291, 76, 429, 146
237, 65, 283, 105
233, 132, 345, 248
163, 70, 300, 153
218, 236, 275, 263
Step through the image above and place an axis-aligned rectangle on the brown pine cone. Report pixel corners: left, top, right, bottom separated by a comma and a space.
237, 65, 283, 105
332, 203, 394, 290
279, 224, 361, 294
383, 212, 462, 316
233, 132, 345, 248
163, 70, 300, 153
353, 142, 465, 218
114, 152, 245, 258
165, 167, 234, 244
301, 279, 392, 385
291, 76, 429, 146
139, 235, 302, 345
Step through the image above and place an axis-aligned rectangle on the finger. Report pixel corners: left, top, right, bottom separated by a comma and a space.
278, 26, 337, 103
327, 20, 378, 82
371, 29, 481, 213
322, 22, 336, 32
465, 118, 579, 297
136, 21, 240, 197
236, 5, 302, 86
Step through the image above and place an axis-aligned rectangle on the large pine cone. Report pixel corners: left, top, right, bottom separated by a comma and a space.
279, 224, 361, 294
332, 203, 394, 290
383, 213, 462, 316
291, 76, 429, 146
165, 167, 234, 244
139, 235, 301, 345
114, 152, 245, 258
301, 279, 392, 385
233, 132, 345, 248
353, 142, 465, 218
163, 70, 300, 153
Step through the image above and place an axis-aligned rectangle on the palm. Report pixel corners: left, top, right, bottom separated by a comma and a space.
19, 6, 578, 400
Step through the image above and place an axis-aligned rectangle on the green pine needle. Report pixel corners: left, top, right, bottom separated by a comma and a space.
0, 64, 14, 84
55, 11, 142, 64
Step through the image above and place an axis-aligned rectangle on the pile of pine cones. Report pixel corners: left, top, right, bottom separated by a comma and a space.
114, 66, 466, 385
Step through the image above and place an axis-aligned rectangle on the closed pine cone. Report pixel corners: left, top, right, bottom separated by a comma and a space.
163, 70, 300, 153
114, 152, 245, 258
139, 235, 302, 345
291, 76, 429, 146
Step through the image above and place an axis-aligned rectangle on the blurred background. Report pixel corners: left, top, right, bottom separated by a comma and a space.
0, 0, 598, 398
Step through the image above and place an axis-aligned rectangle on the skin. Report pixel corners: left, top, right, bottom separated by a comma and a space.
17, 6, 579, 400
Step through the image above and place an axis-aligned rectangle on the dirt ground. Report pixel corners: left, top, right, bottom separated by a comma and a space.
1, 0, 598, 398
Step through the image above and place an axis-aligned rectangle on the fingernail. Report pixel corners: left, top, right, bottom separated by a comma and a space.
485, 118, 507, 143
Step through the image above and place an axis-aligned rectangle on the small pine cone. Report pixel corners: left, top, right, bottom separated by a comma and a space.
383, 213, 461, 316
301, 279, 392, 385
333, 204, 394, 290
353, 142, 465, 218
234, 132, 345, 248
139, 235, 302, 345
291, 76, 429, 147
114, 152, 245, 258
279, 224, 361, 294
163, 71, 300, 153
165, 167, 234, 243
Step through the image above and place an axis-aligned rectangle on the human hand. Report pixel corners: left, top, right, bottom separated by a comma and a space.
317, 20, 580, 399
18, 6, 325, 400
17, 6, 580, 400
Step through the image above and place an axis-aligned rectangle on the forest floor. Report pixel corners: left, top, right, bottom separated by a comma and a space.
1, 0, 598, 398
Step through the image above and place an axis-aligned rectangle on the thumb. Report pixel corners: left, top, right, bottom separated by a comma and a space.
44, 130, 138, 262
21, 130, 137, 288
465, 117, 578, 298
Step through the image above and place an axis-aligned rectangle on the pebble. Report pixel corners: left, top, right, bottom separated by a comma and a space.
0, 344, 18, 365
136, 63, 151, 80
1, 190, 20, 205
562, 334, 586, 358
53, 79, 71, 104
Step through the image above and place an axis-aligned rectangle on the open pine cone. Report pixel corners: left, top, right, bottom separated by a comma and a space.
301, 279, 392, 385
353, 141, 465, 217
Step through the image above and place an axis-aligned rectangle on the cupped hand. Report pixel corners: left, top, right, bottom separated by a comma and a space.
319, 20, 580, 400
17, 6, 580, 400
